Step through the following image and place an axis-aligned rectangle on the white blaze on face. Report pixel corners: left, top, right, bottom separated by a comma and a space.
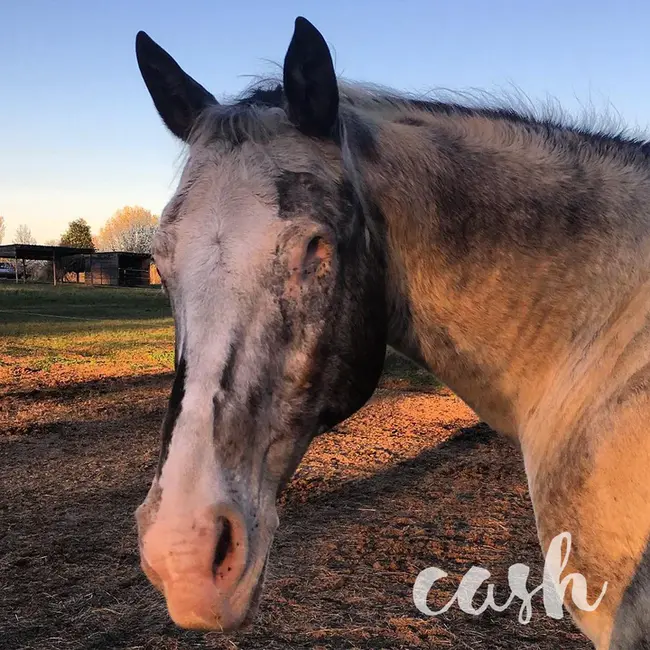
154, 145, 284, 513
156, 382, 223, 517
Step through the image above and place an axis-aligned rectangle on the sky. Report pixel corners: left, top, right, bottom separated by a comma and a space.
2, 0, 650, 243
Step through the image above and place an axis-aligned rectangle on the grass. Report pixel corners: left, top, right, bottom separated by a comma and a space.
381, 349, 442, 390
0, 282, 440, 390
0, 283, 172, 321
0, 284, 175, 382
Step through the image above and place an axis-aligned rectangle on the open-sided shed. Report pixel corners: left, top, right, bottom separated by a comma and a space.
0, 244, 95, 285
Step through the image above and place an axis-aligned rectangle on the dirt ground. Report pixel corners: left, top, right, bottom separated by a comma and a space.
1, 359, 593, 650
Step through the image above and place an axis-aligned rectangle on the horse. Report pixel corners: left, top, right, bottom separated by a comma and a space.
133, 16, 650, 648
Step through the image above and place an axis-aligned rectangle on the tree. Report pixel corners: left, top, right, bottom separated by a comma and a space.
14, 224, 36, 245
95, 206, 158, 254
0, 216, 5, 245
10, 225, 37, 280
60, 218, 94, 249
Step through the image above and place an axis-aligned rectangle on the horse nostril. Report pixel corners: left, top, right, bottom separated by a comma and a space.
212, 517, 233, 579
209, 506, 248, 586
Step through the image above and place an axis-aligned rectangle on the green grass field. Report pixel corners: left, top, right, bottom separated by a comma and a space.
0, 282, 439, 388
0, 284, 175, 379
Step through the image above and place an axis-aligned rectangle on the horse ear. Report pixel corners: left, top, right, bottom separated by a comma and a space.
283, 17, 339, 137
135, 31, 217, 141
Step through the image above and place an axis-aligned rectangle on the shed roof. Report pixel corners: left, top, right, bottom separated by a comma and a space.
0, 244, 95, 261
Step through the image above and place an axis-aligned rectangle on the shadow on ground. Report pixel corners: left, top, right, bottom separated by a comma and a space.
0, 372, 591, 650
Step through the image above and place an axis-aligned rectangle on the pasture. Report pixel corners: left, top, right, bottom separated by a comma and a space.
1, 285, 590, 649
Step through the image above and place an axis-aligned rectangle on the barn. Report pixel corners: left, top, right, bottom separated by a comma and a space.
83, 251, 156, 287
0, 243, 94, 285
0, 244, 161, 287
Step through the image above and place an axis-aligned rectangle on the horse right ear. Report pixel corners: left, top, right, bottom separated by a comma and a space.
283, 17, 339, 138
135, 31, 217, 142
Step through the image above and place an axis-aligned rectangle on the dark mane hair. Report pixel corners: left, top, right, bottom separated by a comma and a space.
188, 77, 650, 165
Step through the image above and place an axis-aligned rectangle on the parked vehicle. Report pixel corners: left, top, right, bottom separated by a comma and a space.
0, 261, 21, 279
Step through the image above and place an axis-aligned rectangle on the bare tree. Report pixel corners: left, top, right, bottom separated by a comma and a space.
113, 222, 158, 254
9, 225, 38, 280
14, 224, 36, 245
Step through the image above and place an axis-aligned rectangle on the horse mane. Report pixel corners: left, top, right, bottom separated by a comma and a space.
187, 75, 650, 164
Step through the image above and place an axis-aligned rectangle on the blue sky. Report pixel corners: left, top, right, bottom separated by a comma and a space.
2, 0, 650, 243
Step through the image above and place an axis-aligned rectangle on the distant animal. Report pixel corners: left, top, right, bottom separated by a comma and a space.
134, 16, 650, 649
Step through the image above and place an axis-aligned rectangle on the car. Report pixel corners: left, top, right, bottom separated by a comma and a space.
0, 261, 22, 279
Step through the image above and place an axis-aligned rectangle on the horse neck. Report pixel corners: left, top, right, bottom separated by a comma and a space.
359, 109, 650, 437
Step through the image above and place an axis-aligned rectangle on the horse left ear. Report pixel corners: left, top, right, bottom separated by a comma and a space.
283, 17, 339, 137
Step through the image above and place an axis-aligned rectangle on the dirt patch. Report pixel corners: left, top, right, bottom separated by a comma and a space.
1, 370, 591, 649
